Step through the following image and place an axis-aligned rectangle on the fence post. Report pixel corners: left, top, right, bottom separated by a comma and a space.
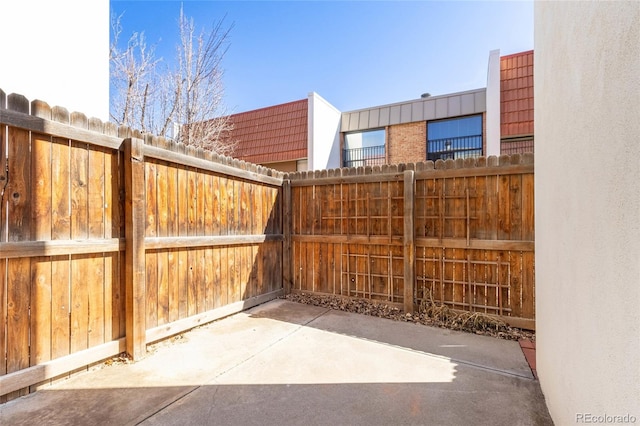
282, 179, 292, 294
403, 169, 415, 314
124, 137, 146, 359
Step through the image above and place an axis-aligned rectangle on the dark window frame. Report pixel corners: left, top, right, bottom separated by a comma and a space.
427, 115, 483, 161
343, 128, 386, 167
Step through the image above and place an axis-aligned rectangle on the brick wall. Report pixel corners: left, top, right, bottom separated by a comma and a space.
388, 121, 426, 164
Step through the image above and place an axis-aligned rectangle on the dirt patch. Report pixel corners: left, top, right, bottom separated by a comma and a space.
283, 292, 535, 342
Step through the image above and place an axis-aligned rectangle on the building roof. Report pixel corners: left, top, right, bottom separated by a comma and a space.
224, 99, 308, 164
500, 50, 534, 137
341, 88, 486, 132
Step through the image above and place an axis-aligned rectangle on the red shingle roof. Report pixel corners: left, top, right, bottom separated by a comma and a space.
500, 50, 534, 137
223, 99, 308, 164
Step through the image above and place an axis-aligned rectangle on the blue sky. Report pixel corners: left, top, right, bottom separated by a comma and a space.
110, 1, 533, 114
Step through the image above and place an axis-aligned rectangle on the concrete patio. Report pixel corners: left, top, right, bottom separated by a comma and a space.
0, 299, 552, 425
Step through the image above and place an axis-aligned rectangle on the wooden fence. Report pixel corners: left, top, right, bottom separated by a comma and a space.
286, 154, 535, 330
0, 91, 284, 400
0, 89, 536, 402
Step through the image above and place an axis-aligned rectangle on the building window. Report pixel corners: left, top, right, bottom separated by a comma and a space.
427, 115, 482, 161
343, 129, 385, 167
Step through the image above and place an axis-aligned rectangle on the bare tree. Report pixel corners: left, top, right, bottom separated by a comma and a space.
109, 6, 235, 155
171, 6, 235, 154
109, 12, 159, 132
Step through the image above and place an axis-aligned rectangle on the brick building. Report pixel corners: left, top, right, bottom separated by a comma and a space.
225, 49, 533, 171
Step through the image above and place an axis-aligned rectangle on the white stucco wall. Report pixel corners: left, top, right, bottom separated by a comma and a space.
535, 2, 640, 424
0, 1, 109, 120
307, 92, 342, 170
485, 49, 501, 157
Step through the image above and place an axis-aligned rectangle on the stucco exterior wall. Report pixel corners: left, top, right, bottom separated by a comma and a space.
485, 49, 501, 157
308, 92, 341, 170
535, 2, 640, 424
0, 1, 109, 120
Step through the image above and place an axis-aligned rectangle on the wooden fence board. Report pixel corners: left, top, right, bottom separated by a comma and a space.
188, 168, 198, 237
187, 248, 197, 316
510, 174, 523, 241
177, 165, 187, 235
51, 138, 71, 243
157, 161, 169, 238
196, 172, 205, 236
0, 258, 5, 401
212, 247, 222, 308
203, 247, 213, 311
177, 252, 189, 320
204, 173, 214, 236
522, 172, 535, 241
8, 127, 31, 241
146, 250, 158, 328
473, 174, 486, 240
0, 122, 6, 246
264, 184, 273, 235
30, 133, 53, 372
219, 247, 229, 306
103, 150, 115, 342
70, 141, 88, 240
88, 148, 105, 239
497, 174, 510, 240
233, 246, 242, 302
88, 148, 106, 348
194, 248, 203, 313
69, 254, 88, 355
6, 258, 31, 398
522, 251, 535, 319
30, 257, 51, 366
231, 180, 240, 236
88, 254, 105, 348
102, 252, 114, 343
167, 249, 179, 323
50, 256, 71, 359
31, 133, 52, 240
212, 176, 221, 236
486, 173, 498, 240
167, 163, 178, 237
240, 245, 249, 299
256, 244, 265, 296
219, 176, 229, 235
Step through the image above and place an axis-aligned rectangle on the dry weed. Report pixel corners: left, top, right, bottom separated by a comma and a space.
284, 292, 534, 341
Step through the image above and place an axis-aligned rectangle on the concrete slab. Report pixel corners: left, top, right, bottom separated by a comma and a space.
305, 308, 534, 379
0, 299, 551, 426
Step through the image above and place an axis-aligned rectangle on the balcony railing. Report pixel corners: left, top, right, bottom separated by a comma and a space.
501, 137, 534, 155
427, 135, 482, 161
343, 145, 386, 168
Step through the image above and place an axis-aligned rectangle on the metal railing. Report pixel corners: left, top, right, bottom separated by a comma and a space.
427, 135, 482, 161
343, 145, 386, 168
501, 137, 534, 155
